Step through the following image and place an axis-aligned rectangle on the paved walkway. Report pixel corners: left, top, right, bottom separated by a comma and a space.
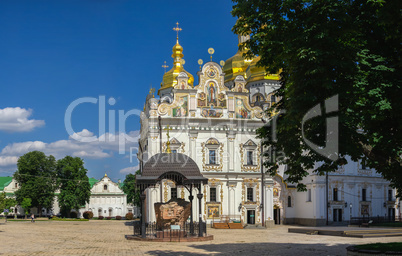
1, 220, 401, 255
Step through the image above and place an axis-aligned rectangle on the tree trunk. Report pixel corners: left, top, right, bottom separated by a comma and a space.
38, 205, 42, 217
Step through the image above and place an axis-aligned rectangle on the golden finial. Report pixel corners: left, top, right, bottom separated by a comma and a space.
162, 61, 169, 74
149, 87, 155, 98
208, 48, 215, 61
164, 125, 173, 153
198, 59, 203, 70
173, 22, 182, 40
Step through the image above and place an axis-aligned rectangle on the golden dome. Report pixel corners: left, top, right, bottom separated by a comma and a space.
246, 56, 280, 82
159, 39, 194, 93
222, 47, 251, 83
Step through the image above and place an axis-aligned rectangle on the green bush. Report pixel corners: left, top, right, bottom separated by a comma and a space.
70, 212, 78, 218
125, 212, 133, 220
115, 215, 122, 220
83, 211, 94, 219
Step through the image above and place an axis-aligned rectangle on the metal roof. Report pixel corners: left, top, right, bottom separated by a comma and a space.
137, 153, 207, 187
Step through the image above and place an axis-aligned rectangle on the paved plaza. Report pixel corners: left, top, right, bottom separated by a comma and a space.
1, 220, 401, 256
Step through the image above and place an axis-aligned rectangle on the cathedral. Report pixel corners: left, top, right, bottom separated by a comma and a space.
137, 27, 400, 226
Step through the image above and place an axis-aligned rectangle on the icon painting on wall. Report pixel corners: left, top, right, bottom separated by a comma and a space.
207, 82, 217, 106
172, 96, 188, 117
235, 98, 251, 119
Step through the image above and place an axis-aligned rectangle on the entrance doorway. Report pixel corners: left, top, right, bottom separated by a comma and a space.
274, 208, 281, 224
333, 209, 342, 222
388, 208, 395, 221
247, 210, 255, 224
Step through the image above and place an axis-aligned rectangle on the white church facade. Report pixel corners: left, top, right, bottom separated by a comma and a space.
0, 174, 135, 218
137, 32, 400, 226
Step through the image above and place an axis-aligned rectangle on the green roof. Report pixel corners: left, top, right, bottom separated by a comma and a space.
88, 178, 99, 188
0, 176, 13, 191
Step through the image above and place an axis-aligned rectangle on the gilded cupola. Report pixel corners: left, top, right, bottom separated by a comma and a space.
222, 35, 253, 83
246, 56, 280, 83
159, 38, 194, 94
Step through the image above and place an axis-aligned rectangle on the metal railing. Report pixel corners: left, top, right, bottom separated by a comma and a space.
351, 216, 401, 225
133, 221, 207, 240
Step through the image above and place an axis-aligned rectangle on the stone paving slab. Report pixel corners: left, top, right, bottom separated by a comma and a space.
1, 220, 402, 255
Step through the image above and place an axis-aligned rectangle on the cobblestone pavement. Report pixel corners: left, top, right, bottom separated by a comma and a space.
1, 220, 401, 256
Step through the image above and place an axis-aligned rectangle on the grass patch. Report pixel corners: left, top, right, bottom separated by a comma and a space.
370, 222, 402, 227
51, 218, 89, 221
355, 242, 402, 252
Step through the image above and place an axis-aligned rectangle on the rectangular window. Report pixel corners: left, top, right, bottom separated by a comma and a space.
171, 188, 177, 199
209, 150, 216, 164
247, 187, 254, 202
333, 188, 338, 201
247, 151, 253, 165
362, 188, 367, 201
210, 187, 216, 202
307, 189, 312, 202
388, 190, 393, 201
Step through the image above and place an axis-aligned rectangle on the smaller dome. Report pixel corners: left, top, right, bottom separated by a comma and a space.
246, 56, 280, 83
159, 39, 194, 94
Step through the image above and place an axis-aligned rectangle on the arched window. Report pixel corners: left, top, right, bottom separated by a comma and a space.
288, 196, 292, 207
256, 95, 261, 102
104, 185, 108, 190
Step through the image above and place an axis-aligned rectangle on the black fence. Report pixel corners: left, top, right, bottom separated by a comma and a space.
351, 216, 401, 225
133, 221, 207, 239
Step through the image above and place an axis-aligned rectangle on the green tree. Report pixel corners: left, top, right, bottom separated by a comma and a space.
0, 192, 17, 222
21, 198, 32, 219
14, 151, 57, 216
56, 156, 91, 218
122, 170, 140, 206
232, 0, 401, 192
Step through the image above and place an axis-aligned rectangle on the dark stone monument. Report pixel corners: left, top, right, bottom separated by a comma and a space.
154, 198, 191, 230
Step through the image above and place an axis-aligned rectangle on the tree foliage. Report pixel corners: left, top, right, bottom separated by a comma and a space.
122, 170, 140, 206
21, 198, 32, 216
56, 156, 91, 217
232, 0, 401, 192
14, 151, 57, 215
0, 192, 17, 214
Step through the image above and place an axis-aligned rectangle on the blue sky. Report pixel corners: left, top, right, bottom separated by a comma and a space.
0, 0, 239, 182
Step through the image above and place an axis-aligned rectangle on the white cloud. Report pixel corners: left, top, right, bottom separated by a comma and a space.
0, 156, 18, 166
119, 165, 140, 174
0, 107, 45, 132
0, 129, 139, 170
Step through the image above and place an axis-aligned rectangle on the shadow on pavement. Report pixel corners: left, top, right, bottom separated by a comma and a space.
145, 242, 348, 256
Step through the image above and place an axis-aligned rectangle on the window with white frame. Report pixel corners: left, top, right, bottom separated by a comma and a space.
307, 189, 312, 202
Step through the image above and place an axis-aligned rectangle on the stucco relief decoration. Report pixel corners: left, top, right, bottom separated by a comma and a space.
158, 92, 188, 117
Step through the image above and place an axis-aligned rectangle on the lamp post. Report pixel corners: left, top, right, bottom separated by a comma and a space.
140, 193, 146, 238
349, 203, 352, 225
197, 193, 203, 237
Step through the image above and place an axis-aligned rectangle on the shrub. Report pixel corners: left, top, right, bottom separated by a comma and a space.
106, 216, 112, 220
125, 212, 134, 220
83, 211, 94, 219
98, 216, 104, 220
70, 212, 78, 218
115, 215, 122, 220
